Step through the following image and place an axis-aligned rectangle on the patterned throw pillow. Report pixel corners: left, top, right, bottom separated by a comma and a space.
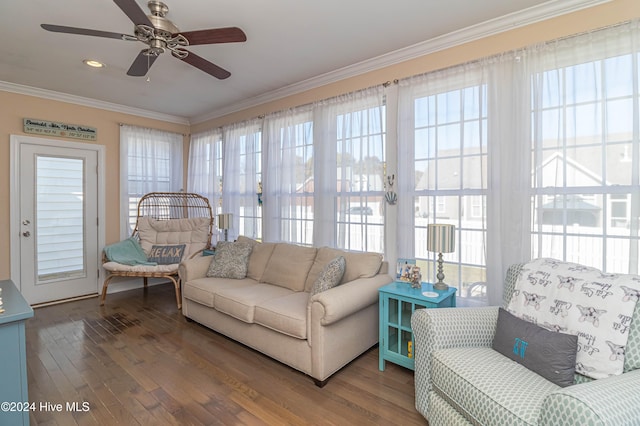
147, 244, 186, 265
492, 308, 578, 387
206, 241, 253, 279
310, 256, 346, 296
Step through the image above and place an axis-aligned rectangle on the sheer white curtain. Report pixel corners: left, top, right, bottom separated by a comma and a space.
119, 124, 183, 239
222, 119, 262, 241
312, 87, 386, 251
526, 21, 640, 275
262, 107, 314, 244
397, 20, 640, 304
188, 128, 223, 242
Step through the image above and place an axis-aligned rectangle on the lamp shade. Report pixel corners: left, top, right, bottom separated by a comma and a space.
217, 213, 232, 230
427, 224, 455, 253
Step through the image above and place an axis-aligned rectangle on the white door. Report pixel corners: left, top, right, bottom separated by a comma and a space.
13, 138, 100, 305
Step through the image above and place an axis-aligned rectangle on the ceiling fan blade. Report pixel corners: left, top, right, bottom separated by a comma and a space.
127, 50, 158, 76
41, 24, 132, 40
178, 27, 247, 46
113, 0, 153, 27
177, 51, 231, 79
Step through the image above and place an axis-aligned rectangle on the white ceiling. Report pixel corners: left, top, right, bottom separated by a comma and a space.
0, 0, 606, 124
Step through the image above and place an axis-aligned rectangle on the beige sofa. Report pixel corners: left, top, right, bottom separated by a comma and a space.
179, 237, 392, 386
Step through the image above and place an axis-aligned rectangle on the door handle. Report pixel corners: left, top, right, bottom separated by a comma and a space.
22, 231, 31, 237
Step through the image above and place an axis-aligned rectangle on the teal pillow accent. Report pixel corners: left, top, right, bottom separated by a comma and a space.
492, 308, 578, 387
147, 244, 186, 265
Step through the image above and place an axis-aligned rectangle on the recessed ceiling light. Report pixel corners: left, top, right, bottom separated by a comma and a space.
83, 59, 105, 68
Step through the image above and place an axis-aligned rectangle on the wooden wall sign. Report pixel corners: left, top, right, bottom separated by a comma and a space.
23, 118, 97, 141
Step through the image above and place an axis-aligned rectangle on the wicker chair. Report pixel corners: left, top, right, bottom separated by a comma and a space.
101, 192, 213, 309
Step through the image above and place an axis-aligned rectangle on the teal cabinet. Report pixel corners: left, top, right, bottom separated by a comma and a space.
379, 281, 455, 371
0, 280, 34, 426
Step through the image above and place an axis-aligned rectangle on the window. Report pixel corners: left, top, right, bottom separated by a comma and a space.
263, 111, 314, 245
119, 125, 183, 238
335, 102, 386, 253
531, 52, 639, 273
401, 78, 488, 300
222, 121, 262, 241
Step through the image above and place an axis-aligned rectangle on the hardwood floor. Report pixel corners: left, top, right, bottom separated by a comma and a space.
24, 283, 426, 425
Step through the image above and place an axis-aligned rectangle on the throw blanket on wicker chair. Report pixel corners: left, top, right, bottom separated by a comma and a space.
103, 237, 156, 266
507, 258, 640, 379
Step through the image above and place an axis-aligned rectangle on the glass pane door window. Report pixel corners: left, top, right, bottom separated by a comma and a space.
36, 156, 86, 282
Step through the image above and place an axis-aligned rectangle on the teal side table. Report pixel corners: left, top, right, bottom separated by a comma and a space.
0, 280, 34, 426
379, 281, 456, 371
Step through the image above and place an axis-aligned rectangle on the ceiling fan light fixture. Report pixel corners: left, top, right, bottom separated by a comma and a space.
42, 0, 247, 80
83, 59, 105, 68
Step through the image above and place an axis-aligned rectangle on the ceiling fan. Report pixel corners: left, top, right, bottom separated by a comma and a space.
41, 0, 246, 79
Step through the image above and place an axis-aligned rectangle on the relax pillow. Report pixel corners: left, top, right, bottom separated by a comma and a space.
492, 308, 578, 387
206, 241, 253, 279
310, 256, 346, 297
147, 244, 186, 265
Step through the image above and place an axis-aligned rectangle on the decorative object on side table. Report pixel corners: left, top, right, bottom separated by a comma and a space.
396, 258, 416, 282
217, 213, 232, 241
427, 223, 456, 290
410, 265, 422, 289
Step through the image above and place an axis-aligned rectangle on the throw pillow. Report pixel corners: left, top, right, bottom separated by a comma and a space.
310, 256, 346, 297
492, 308, 578, 387
206, 241, 253, 279
147, 244, 186, 265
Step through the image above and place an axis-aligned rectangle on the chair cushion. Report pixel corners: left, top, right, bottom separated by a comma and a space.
431, 347, 558, 425
254, 292, 309, 339
137, 217, 210, 258
103, 261, 178, 273
214, 284, 294, 323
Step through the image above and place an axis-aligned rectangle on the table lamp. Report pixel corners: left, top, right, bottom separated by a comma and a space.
218, 213, 232, 242
427, 224, 456, 290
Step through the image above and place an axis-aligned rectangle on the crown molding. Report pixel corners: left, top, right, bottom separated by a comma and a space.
0, 81, 190, 125
192, 0, 611, 124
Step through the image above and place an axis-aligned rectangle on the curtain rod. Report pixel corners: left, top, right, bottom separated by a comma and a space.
118, 122, 186, 137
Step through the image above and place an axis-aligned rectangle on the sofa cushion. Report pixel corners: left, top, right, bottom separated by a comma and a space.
310, 256, 346, 296
254, 292, 309, 339
341, 250, 383, 284
304, 247, 383, 291
235, 235, 277, 281
182, 277, 256, 307
260, 243, 317, 291
214, 284, 294, 323
247, 242, 276, 282
207, 241, 253, 279
305, 247, 343, 291
492, 308, 578, 387
431, 347, 558, 425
